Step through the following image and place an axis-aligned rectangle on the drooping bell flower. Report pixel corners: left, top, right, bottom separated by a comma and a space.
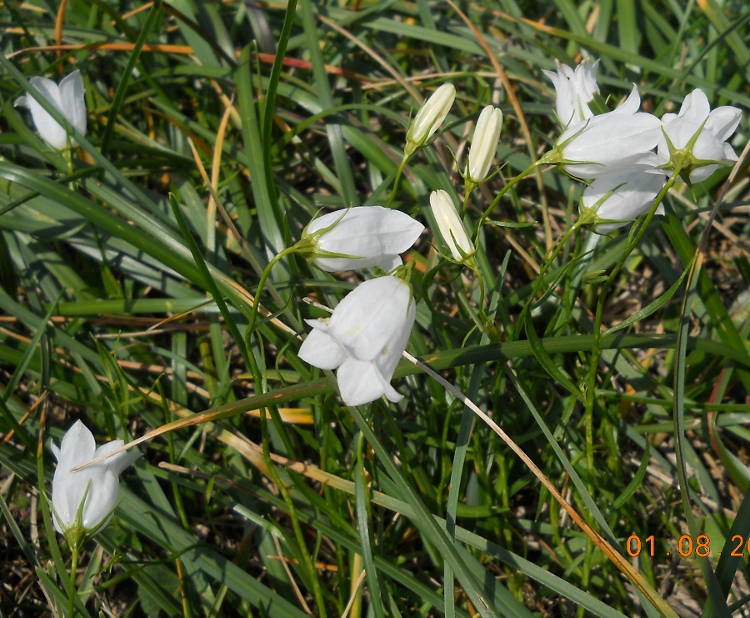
51, 420, 140, 539
15, 70, 87, 150
580, 168, 667, 234
300, 206, 423, 272
549, 86, 662, 180
299, 276, 416, 406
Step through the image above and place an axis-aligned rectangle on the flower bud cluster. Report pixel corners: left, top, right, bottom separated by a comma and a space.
544, 60, 742, 233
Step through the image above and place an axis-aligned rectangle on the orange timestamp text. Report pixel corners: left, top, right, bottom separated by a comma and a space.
627, 534, 750, 558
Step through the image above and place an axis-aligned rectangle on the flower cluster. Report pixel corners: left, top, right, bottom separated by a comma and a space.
544, 61, 741, 233
296, 84, 506, 405
297, 207, 423, 406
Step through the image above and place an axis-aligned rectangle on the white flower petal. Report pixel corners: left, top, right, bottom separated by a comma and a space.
299, 327, 348, 370
336, 357, 402, 406
706, 106, 742, 143
544, 59, 599, 126
329, 276, 413, 362
299, 276, 415, 407
559, 86, 661, 179
677, 89, 711, 126
59, 70, 87, 138
583, 169, 666, 233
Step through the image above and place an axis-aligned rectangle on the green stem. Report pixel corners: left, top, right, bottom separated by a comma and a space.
578, 169, 683, 593
247, 246, 298, 336
461, 187, 472, 214
386, 156, 409, 208
259, 404, 328, 618
476, 160, 539, 230
514, 220, 582, 340
584, 169, 682, 448
67, 541, 79, 618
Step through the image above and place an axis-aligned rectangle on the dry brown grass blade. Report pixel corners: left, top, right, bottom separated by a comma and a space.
207, 94, 234, 252
402, 351, 679, 618
6, 42, 194, 59
317, 14, 422, 103
54, 0, 68, 69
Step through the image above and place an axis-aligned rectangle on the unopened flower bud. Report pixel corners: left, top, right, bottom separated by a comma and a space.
466, 106, 503, 183
429, 190, 475, 263
405, 84, 456, 156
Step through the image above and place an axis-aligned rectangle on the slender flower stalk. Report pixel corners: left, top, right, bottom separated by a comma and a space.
582, 165, 683, 508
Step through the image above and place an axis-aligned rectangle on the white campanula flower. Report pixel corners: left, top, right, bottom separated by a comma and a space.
657, 88, 742, 184
580, 168, 667, 234
405, 83, 456, 156
466, 106, 503, 183
51, 420, 140, 537
429, 190, 475, 263
299, 276, 416, 407
543, 59, 600, 127
302, 206, 423, 272
15, 70, 87, 151
552, 86, 662, 179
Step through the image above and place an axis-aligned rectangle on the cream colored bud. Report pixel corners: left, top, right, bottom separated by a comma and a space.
467, 106, 503, 182
405, 83, 456, 156
429, 190, 475, 262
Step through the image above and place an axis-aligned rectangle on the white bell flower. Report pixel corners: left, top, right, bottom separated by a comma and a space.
302, 206, 423, 272
299, 276, 416, 406
657, 88, 742, 183
580, 168, 667, 234
15, 70, 87, 151
51, 420, 140, 537
466, 105, 503, 183
429, 190, 475, 263
543, 59, 600, 126
551, 86, 662, 179
405, 83, 456, 156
